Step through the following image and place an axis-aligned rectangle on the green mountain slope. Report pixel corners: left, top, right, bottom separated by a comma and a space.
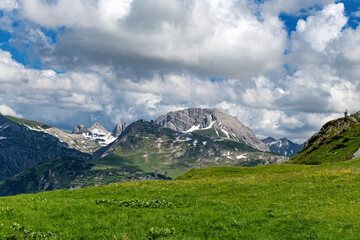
0, 119, 287, 196
5, 115, 102, 154
0, 156, 169, 196
5, 115, 52, 130
291, 111, 360, 165
94, 120, 289, 178
1, 160, 360, 239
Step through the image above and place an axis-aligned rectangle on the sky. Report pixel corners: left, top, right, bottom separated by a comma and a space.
1, 0, 360, 143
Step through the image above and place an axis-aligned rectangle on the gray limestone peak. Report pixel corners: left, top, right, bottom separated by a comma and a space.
155, 108, 269, 152
111, 123, 128, 138
72, 124, 89, 134
89, 122, 108, 133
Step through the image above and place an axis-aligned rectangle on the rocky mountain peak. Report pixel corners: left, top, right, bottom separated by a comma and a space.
155, 107, 269, 152
262, 137, 276, 143
89, 122, 108, 133
111, 122, 128, 138
261, 137, 304, 157
72, 124, 89, 134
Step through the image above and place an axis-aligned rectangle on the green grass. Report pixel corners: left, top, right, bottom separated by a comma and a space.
2, 159, 360, 239
291, 118, 360, 165
5, 115, 51, 130
193, 128, 225, 137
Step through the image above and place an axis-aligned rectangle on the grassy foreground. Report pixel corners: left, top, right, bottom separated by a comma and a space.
2, 160, 360, 239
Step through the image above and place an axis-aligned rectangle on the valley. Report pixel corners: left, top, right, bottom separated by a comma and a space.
2, 108, 360, 239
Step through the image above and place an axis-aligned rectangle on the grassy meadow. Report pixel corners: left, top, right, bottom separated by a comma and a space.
1, 159, 360, 239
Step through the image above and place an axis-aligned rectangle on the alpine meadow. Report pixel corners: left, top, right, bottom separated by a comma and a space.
2, 0, 360, 239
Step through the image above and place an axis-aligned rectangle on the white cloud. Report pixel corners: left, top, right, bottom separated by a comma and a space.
294, 3, 347, 52
0, 0, 18, 11
17, 0, 287, 79
261, 0, 335, 16
0, 104, 22, 118
2, 0, 360, 143
0, 49, 111, 113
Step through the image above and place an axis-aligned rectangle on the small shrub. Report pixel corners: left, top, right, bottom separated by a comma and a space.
147, 227, 175, 239
95, 199, 175, 208
1, 207, 14, 214
7, 222, 56, 239
30, 198, 47, 202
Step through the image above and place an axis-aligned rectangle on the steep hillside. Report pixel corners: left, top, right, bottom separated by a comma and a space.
0, 115, 89, 180
5, 115, 102, 154
94, 120, 288, 178
1, 159, 360, 239
262, 137, 304, 157
291, 111, 360, 165
0, 156, 169, 196
155, 108, 269, 151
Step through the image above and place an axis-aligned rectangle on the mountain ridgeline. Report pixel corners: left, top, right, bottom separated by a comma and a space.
0, 115, 89, 180
155, 108, 269, 151
291, 111, 360, 164
0, 108, 289, 196
262, 137, 304, 157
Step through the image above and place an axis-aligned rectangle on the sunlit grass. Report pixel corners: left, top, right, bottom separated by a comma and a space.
2, 159, 360, 239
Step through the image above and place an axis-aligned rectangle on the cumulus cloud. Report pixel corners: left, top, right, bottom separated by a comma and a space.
16, 0, 287, 79
293, 3, 347, 52
0, 104, 22, 118
2, 0, 360, 143
0, 0, 18, 11
0, 49, 111, 115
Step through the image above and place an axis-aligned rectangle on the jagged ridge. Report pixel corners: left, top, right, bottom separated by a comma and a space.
262, 137, 304, 157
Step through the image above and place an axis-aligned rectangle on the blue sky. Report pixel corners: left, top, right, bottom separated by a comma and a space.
1, 0, 360, 142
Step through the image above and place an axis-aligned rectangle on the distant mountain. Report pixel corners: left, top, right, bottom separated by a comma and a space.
0, 114, 89, 180
6, 115, 102, 154
94, 120, 288, 178
155, 108, 269, 151
291, 111, 360, 165
111, 123, 128, 138
0, 156, 169, 196
261, 137, 304, 157
72, 122, 128, 146
0, 114, 288, 196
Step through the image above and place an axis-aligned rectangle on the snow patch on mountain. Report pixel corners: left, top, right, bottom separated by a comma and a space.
184, 124, 201, 133
82, 127, 116, 146
220, 128, 230, 138
261, 137, 304, 157
236, 154, 247, 159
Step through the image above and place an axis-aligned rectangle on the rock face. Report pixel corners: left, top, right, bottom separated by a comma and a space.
155, 108, 269, 152
89, 122, 108, 134
72, 124, 89, 134
0, 115, 89, 180
6, 116, 102, 154
93, 120, 287, 178
72, 122, 117, 146
111, 123, 128, 138
261, 137, 304, 157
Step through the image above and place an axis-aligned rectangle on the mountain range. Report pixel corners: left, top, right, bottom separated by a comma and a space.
0, 108, 289, 196
0, 114, 89, 180
261, 137, 305, 157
